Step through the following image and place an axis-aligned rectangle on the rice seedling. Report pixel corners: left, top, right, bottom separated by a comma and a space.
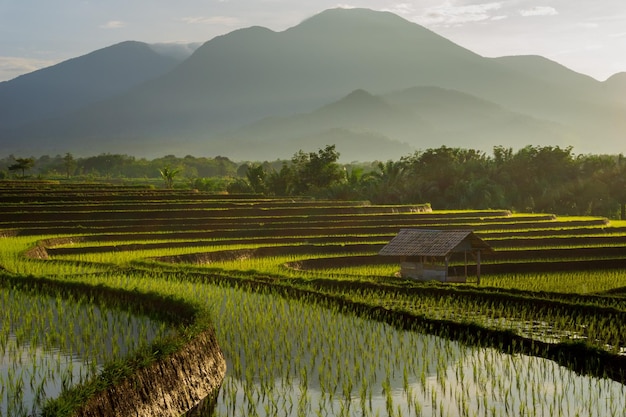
482, 270, 626, 294
3, 186, 626, 416
195, 284, 626, 417
0, 286, 172, 416
13, 262, 620, 417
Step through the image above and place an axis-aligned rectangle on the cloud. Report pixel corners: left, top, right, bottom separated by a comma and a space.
100, 20, 126, 29
179, 16, 241, 26
385, 3, 417, 15
409, 2, 504, 26
577, 22, 599, 29
519, 7, 558, 17
0, 56, 57, 82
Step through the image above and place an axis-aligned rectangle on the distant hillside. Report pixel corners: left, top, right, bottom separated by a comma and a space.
383, 86, 575, 148
604, 72, 626, 103
0, 41, 183, 130
211, 87, 574, 161
1, 7, 624, 160
491, 55, 601, 93
148, 42, 202, 61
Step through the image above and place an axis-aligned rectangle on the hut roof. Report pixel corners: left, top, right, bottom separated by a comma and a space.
379, 229, 493, 257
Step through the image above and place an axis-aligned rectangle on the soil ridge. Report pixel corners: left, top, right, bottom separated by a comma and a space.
75, 328, 226, 417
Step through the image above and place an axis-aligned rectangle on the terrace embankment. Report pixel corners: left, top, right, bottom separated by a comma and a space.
1, 273, 228, 417
156, 243, 381, 264
75, 328, 226, 417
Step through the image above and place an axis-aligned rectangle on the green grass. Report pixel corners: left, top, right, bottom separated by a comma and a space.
482, 270, 626, 294
3, 186, 626, 415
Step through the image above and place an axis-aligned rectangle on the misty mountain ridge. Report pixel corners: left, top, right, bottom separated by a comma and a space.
148, 42, 202, 60
603, 72, 626, 103
0, 41, 188, 130
216, 86, 574, 161
0, 7, 624, 161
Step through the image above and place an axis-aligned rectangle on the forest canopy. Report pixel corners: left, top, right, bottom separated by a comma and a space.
2, 145, 625, 219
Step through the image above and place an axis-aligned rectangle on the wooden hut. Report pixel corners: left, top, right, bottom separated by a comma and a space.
379, 229, 493, 284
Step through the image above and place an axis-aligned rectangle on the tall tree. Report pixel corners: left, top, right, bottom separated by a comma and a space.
597, 154, 626, 220
63, 152, 76, 178
290, 145, 343, 195
265, 163, 293, 196
245, 164, 267, 194
8, 157, 35, 178
614, 155, 626, 220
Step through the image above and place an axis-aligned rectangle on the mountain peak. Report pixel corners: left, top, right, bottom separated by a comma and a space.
310, 89, 407, 126
4, 7, 625, 158
300, 7, 407, 23
317, 89, 387, 112
605, 72, 626, 84
343, 88, 377, 100
290, 7, 434, 37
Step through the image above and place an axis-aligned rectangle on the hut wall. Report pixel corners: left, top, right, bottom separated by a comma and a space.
400, 261, 446, 281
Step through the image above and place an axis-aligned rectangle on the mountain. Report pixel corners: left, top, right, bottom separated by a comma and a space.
208, 89, 419, 161
1, 7, 625, 159
147, 42, 202, 61
0, 41, 183, 130
491, 55, 601, 92
383, 86, 575, 148
604, 72, 626, 103
211, 87, 574, 161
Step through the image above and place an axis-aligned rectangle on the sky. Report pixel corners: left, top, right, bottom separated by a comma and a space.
1, 0, 625, 82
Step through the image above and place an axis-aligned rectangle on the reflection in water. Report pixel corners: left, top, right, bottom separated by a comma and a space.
204, 288, 626, 417
0, 289, 171, 416
0, 343, 86, 416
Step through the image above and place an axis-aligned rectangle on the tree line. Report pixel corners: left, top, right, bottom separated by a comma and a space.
2, 145, 625, 219
0, 153, 239, 181
232, 145, 626, 219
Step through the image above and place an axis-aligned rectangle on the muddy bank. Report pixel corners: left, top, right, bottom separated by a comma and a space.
24, 244, 49, 260
285, 254, 399, 271
75, 328, 226, 417
1, 273, 226, 417
156, 244, 381, 265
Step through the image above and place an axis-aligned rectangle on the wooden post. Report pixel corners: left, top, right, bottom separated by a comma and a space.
476, 251, 481, 285
464, 250, 468, 280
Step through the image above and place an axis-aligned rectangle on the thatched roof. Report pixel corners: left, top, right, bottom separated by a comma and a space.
379, 229, 493, 257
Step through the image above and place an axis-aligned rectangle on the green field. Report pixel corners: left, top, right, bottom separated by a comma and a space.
1, 182, 626, 416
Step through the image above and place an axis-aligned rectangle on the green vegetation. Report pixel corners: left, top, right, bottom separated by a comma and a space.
158, 166, 180, 189
0, 280, 172, 416
2, 182, 626, 416
3, 144, 626, 218
7, 157, 35, 179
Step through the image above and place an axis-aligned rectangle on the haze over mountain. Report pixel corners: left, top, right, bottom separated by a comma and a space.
603, 73, 626, 104
0, 41, 187, 130
1, 8, 624, 161
210, 87, 573, 161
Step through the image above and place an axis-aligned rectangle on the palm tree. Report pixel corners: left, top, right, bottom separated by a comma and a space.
367, 160, 407, 203
159, 166, 180, 189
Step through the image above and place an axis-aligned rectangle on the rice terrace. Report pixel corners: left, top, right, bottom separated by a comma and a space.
2, 180, 626, 417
